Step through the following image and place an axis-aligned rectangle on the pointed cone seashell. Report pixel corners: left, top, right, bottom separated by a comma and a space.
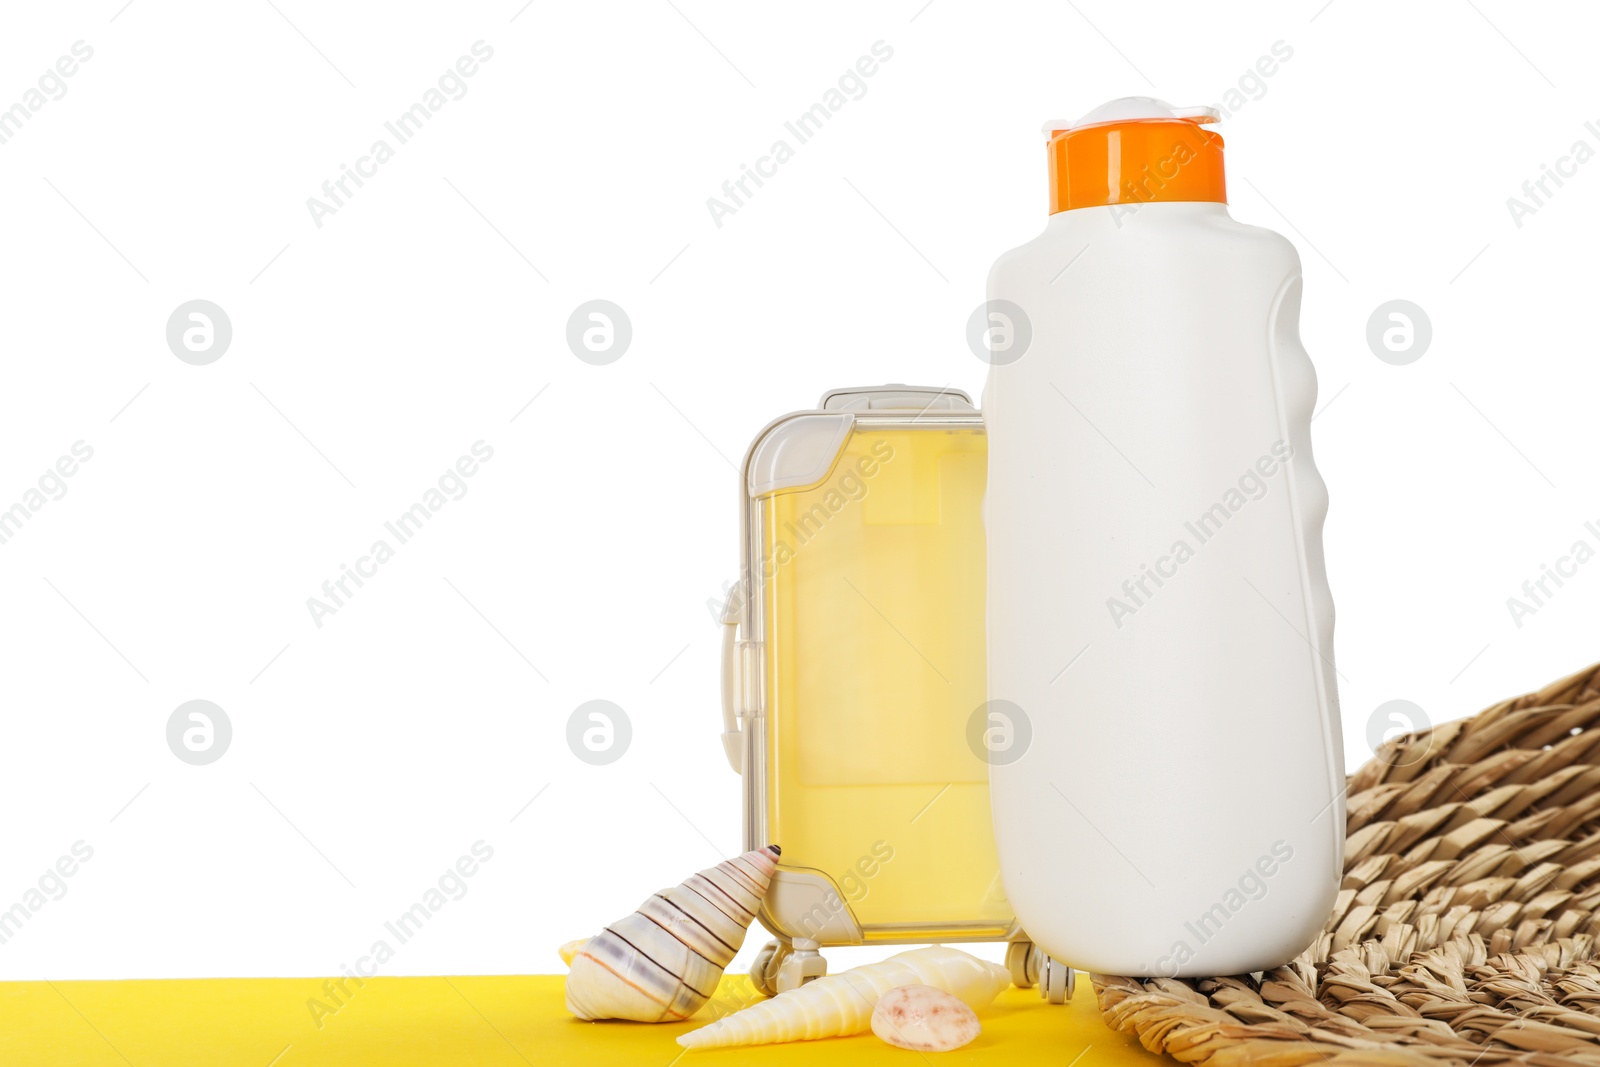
565, 844, 780, 1022
676, 946, 1010, 1049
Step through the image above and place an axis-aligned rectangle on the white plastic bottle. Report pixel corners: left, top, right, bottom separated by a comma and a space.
982, 98, 1344, 977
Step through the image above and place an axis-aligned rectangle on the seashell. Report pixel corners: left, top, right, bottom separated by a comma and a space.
565, 844, 780, 1022
677, 945, 1008, 1049
872, 984, 981, 1052
558, 939, 587, 967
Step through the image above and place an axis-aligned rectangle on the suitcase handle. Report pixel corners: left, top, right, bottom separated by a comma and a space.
818, 384, 974, 412
719, 586, 743, 774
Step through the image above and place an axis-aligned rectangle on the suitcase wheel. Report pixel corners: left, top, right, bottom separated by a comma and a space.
774, 937, 826, 994
1006, 940, 1036, 988
750, 939, 786, 998
1041, 953, 1074, 1004
1007, 939, 1074, 1005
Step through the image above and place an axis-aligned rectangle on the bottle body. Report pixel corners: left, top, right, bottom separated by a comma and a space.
983, 201, 1343, 976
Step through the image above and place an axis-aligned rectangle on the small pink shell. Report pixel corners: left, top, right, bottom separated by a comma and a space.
871, 983, 981, 1052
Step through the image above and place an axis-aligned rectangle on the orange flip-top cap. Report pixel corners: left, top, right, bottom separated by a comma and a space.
1046, 103, 1226, 215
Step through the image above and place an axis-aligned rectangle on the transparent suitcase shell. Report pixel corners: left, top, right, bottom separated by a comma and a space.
719, 386, 1021, 961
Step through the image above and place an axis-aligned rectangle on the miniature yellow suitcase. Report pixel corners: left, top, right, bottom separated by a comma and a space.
717, 385, 1071, 1001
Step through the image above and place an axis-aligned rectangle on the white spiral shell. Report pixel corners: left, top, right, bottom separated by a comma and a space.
677, 945, 1010, 1048
564, 845, 779, 1022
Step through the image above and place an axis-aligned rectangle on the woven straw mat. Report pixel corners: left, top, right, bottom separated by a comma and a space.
1092, 659, 1600, 1067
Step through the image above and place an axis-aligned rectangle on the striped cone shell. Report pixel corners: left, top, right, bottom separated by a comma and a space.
565, 844, 780, 1022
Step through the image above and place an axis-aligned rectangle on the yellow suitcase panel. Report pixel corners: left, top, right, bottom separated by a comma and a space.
737, 390, 1011, 945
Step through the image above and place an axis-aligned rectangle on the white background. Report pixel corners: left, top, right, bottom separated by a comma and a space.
1, 0, 1596, 985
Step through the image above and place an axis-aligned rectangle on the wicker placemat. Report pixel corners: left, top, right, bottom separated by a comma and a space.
1093, 660, 1600, 1067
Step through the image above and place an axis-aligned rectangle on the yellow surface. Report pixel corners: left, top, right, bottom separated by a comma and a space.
761, 425, 1008, 937
0, 972, 1166, 1066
